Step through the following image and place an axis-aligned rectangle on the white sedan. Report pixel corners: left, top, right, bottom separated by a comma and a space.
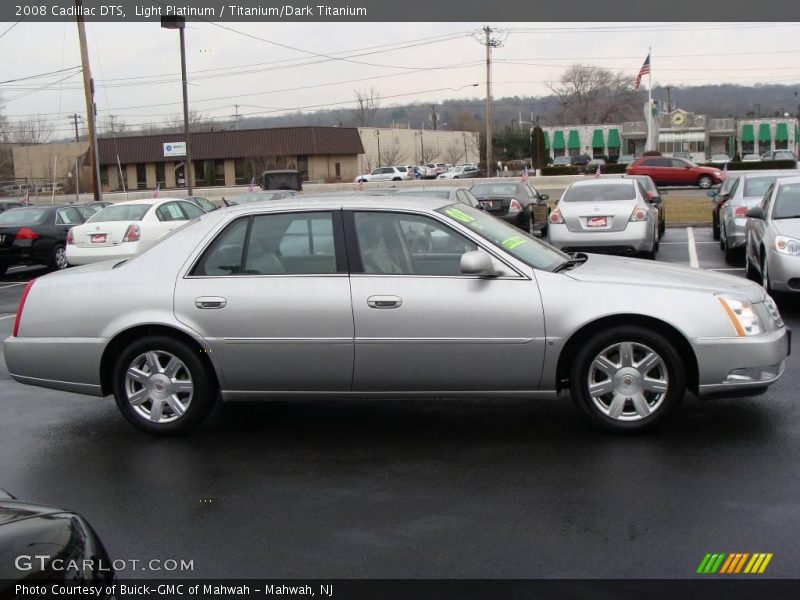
66, 198, 206, 266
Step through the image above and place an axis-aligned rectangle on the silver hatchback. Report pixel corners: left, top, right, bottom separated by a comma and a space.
4, 197, 789, 435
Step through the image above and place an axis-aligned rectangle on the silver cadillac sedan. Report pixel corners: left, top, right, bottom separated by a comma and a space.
547, 179, 659, 258
745, 176, 800, 294
4, 196, 790, 435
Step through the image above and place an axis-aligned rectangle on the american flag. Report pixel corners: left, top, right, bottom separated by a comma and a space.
153, 183, 160, 198
521, 166, 529, 182
248, 177, 255, 192
594, 164, 602, 178
634, 54, 651, 90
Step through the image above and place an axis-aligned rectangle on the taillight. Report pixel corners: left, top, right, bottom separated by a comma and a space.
66, 228, 75, 245
13, 279, 35, 337
629, 206, 648, 222
549, 209, 565, 224
122, 224, 141, 242
508, 199, 523, 213
734, 206, 748, 218
15, 227, 39, 240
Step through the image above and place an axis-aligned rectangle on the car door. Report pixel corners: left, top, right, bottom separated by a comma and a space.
526, 184, 550, 229
174, 209, 354, 392
346, 209, 546, 392
154, 202, 188, 238
748, 184, 774, 269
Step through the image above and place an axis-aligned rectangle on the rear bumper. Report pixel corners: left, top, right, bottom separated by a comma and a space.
723, 217, 748, 249
765, 249, 800, 292
66, 243, 140, 266
547, 221, 653, 253
694, 327, 790, 396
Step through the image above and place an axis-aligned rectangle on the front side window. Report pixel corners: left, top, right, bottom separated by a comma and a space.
354, 212, 477, 276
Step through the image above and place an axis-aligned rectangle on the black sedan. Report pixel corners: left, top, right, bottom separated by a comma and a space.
469, 181, 550, 235
0, 489, 114, 597
0, 205, 85, 276
71, 201, 112, 220
185, 196, 219, 212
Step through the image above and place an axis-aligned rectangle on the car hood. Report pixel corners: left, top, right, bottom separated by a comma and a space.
565, 253, 764, 301
772, 218, 800, 238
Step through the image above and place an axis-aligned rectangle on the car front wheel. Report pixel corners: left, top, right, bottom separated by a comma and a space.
113, 336, 217, 435
570, 326, 685, 432
698, 175, 713, 189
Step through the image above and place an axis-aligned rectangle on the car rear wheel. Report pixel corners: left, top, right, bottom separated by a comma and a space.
698, 176, 713, 189
570, 326, 685, 432
745, 245, 759, 282
712, 210, 720, 240
113, 336, 217, 435
49, 244, 68, 271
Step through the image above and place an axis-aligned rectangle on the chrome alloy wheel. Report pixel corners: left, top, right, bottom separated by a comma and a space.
54, 247, 68, 269
124, 351, 194, 423
587, 341, 669, 421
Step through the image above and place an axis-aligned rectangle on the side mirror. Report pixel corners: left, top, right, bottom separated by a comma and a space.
540, 193, 549, 201
460, 251, 497, 277
746, 206, 765, 220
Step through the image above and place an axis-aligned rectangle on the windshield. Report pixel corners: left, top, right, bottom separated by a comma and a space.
89, 204, 150, 222
470, 183, 520, 197
0, 208, 48, 226
744, 176, 781, 197
437, 203, 568, 271
773, 184, 800, 219
562, 183, 636, 202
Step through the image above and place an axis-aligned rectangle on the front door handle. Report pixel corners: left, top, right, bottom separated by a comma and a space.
367, 295, 402, 309
195, 296, 227, 309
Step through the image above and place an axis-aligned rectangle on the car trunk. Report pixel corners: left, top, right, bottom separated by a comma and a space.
560, 200, 637, 233
478, 197, 513, 215
0, 227, 25, 248
73, 221, 137, 248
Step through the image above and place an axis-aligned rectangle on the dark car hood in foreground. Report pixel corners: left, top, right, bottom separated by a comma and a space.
565, 253, 764, 302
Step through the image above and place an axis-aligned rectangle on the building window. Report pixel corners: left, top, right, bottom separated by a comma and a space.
214, 159, 225, 186
297, 155, 309, 181
335, 162, 341, 177
100, 166, 109, 188
135, 163, 146, 190
234, 158, 251, 185
194, 161, 205, 186
155, 163, 165, 187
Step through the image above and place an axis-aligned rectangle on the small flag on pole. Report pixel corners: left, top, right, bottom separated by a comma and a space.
153, 183, 160, 198
721, 161, 728, 179
634, 54, 651, 90
248, 177, 255, 192
22, 189, 29, 205
521, 166, 529, 183
357, 178, 364, 191
594, 164, 602, 178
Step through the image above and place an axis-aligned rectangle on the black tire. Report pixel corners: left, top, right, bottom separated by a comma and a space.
712, 210, 720, 240
0, 264, 7, 277
49, 244, 68, 271
761, 253, 773, 295
724, 237, 739, 265
745, 246, 758, 282
540, 210, 550, 238
658, 212, 666, 237
569, 326, 685, 433
392, 177, 401, 181
113, 335, 218, 435
698, 175, 713, 189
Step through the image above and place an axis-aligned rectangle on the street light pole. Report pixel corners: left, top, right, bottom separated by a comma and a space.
162, 16, 194, 195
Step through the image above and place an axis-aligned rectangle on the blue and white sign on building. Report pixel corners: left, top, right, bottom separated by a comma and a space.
163, 142, 186, 157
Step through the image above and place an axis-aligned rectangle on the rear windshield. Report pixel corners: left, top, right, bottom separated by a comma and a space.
629, 177, 655, 192
0, 208, 48, 225
562, 183, 636, 202
88, 204, 150, 222
744, 176, 781, 198
470, 183, 520, 196
773, 184, 800, 219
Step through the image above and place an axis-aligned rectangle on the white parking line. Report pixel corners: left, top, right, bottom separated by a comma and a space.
711, 267, 745, 271
0, 314, 16, 320
0, 283, 26, 289
687, 227, 699, 268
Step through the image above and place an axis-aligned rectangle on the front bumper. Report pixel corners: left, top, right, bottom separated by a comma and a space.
695, 327, 790, 396
765, 248, 800, 292
547, 221, 653, 253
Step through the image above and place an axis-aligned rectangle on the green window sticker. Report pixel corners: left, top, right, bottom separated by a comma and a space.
501, 236, 527, 250
444, 207, 474, 223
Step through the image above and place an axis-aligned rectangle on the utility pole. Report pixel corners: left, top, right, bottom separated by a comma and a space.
430, 105, 438, 131
75, 0, 102, 201
666, 86, 672, 112
68, 114, 82, 142
233, 104, 240, 130
162, 15, 194, 194
475, 26, 504, 177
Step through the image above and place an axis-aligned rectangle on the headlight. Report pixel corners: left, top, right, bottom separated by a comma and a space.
763, 294, 785, 328
774, 236, 800, 256
716, 294, 763, 336
713, 171, 722, 177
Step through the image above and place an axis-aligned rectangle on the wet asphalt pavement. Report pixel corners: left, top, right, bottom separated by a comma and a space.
0, 229, 798, 579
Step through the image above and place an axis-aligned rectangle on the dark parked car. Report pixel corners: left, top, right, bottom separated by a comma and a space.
0, 205, 85, 276
262, 169, 303, 191
185, 196, 218, 212
394, 186, 483, 209
0, 201, 24, 214
225, 190, 299, 206
626, 156, 724, 188
623, 174, 667, 237
708, 175, 742, 240
71, 201, 112, 220
570, 154, 591, 166
0, 489, 114, 598
470, 181, 550, 235
551, 156, 571, 166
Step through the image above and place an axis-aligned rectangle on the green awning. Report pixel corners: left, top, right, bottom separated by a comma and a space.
591, 129, 604, 149
552, 130, 565, 150
759, 123, 771, 143
741, 124, 754, 142
543, 131, 550, 150
776, 123, 789, 141
567, 130, 581, 150
607, 128, 621, 148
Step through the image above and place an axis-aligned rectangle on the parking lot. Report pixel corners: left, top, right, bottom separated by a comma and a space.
0, 227, 798, 579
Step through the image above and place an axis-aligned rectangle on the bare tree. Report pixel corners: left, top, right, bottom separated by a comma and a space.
98, 115, 128, 137
162, 111, 213, 133
379, 142, 405, 166
352, 87, 381, 127
548, 64, 639, 125
418, 145, 440, 164
443, 142, 464, 166
11, 114, 53, 144
0, 93, 10, 144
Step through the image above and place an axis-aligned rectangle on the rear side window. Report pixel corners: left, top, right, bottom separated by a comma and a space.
179, 202, 205, 220
156, 203, 186, 222
562, 184, 637, 202
55, 208, 82, 224
192, 218, 248, 276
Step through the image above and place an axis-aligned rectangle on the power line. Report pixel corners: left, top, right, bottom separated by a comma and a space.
0, 18, 24, 41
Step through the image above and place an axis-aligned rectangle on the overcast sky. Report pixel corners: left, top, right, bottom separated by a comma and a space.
2, 21, 799, 138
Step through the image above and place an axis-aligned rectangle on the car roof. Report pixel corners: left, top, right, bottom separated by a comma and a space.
569, 178, 636, 188
211, 194, 452, 218
740, 170, 800, 179
109, 198, 169, 206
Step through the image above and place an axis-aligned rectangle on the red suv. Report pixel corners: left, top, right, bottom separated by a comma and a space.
626, 156, 723, 189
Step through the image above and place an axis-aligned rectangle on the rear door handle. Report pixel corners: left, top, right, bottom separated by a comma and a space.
367, 295, 402, 309
195, 296, 227, 309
